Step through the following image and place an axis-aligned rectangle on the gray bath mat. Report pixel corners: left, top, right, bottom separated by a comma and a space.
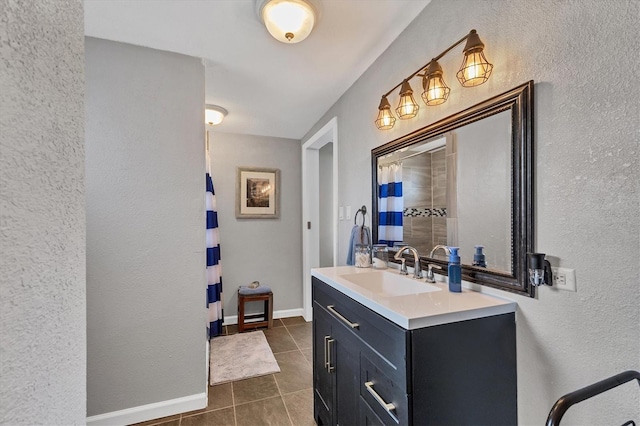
209, 330, 280, 385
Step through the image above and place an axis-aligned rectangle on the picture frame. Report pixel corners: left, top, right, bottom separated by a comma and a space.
236, 167, 280, 219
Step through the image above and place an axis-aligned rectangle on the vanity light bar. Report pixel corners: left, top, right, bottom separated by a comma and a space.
375, 29, 493, 130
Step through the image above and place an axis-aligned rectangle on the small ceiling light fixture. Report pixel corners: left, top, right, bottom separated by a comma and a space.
257, 0, 317, 44
374, 29, 493, 130
205, 105, 228, 126
375, 96, 396, 130
395, 80, 420, 119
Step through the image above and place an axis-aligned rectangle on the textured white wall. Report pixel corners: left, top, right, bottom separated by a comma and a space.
302, 0, 639, 424
0, 1, 86, 424
85, 38, 206, 416
209, 131, 302, 315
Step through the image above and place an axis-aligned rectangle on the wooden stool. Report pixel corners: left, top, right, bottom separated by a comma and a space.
237, 286, 273, 332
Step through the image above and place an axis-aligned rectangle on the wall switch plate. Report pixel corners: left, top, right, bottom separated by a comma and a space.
346, 206, 351, 220
339, 206, 344, 220
552, 267, 577, 292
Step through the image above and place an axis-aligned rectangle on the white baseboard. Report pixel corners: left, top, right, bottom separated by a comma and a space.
224, 308, 305, 325
86, 392, 207, 426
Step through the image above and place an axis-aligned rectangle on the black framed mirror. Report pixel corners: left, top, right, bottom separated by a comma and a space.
371, 81, 535, 297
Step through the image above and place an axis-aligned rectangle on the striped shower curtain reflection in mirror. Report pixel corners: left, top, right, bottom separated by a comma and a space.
378, 163, 404, 247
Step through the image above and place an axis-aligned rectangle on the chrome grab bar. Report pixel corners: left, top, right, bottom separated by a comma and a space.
327, 305, 359, 329
365, 381, 396, 413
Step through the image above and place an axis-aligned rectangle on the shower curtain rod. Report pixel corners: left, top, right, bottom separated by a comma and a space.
379, 140, 448, 167
379, 149, 425, 166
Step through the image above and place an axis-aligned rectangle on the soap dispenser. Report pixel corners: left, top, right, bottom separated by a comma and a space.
473, 245, 487, 268
448, 247, 462, 293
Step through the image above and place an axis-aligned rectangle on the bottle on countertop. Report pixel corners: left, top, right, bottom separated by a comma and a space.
473, 245, 487, 268
448, 247, 462, 293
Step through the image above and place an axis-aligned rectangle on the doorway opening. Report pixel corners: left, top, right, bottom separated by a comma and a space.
302, 117, 338, 321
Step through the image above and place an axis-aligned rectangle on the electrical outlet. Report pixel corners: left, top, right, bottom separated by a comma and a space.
551, 267, 577, 292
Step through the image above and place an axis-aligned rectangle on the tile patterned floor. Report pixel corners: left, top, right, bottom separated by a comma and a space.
133, 317, 313, 426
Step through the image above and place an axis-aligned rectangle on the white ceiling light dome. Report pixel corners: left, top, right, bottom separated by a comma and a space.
205, 105, 228, 126
256, 0, 318, 44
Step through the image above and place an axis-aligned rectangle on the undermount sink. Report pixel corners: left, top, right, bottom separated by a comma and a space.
340, 270, 442, 297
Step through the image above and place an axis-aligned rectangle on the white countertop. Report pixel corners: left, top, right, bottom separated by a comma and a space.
312, 266, 517, 330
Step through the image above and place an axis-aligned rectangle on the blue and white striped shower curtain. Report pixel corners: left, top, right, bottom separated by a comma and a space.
206, 172, 223, 339
378, 163, 404, 246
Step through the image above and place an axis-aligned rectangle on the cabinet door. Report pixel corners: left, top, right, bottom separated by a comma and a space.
313, 302, 334, 426
333, 324, 360, 426
411, 313, 517, 425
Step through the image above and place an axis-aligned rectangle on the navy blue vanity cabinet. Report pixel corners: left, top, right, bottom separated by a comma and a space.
313, 276, 410, 425
312, 303, 334, 426
313, 297, 361, 426
312, 275, 517, 426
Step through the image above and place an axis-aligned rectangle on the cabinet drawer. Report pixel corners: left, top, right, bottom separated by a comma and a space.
313, 390, 332, 426
360, 352, 409, 425
312, 277, 407, 371
358, 396, 386, 426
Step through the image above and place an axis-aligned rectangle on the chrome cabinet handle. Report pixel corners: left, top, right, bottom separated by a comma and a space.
365, 381, 396, 413
327, 305, 359, 329
326, 338, 335, 372
323, 335, 330, 371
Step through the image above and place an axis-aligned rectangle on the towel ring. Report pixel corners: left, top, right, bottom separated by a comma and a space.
354, 205, 367, 226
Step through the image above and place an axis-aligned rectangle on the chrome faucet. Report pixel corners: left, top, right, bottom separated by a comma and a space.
428, 244, 451, 258
425, 263, 443, 283
393, 246, 421, 279
425, 245, 451, 282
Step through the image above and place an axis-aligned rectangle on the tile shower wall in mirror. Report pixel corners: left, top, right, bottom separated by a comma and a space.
401, 147, 448, 256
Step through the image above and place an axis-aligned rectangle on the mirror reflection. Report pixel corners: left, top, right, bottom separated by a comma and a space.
376, 110, 512, 272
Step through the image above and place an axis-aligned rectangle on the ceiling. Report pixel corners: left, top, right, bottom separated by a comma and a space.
84, 0, 430, 140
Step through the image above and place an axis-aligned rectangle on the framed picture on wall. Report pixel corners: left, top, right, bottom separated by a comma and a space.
236, 167, 280, 219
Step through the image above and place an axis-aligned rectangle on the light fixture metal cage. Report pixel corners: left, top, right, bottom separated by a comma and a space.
375, 96, 396, 130
375, 29, 493, 130
421, 59, 451, 106
395, 80, 420, 119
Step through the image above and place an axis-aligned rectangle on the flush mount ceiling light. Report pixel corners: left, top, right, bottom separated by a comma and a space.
205, 105, 228, 126
256, 0, 317, 43
375, 29, 493, 130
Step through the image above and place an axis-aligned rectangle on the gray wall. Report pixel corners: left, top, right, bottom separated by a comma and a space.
319, 143, 334, 267
209, 131, 302, 316
302, 0, 639, 424
85, 38, 206, 416
0, 1, 86, 424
